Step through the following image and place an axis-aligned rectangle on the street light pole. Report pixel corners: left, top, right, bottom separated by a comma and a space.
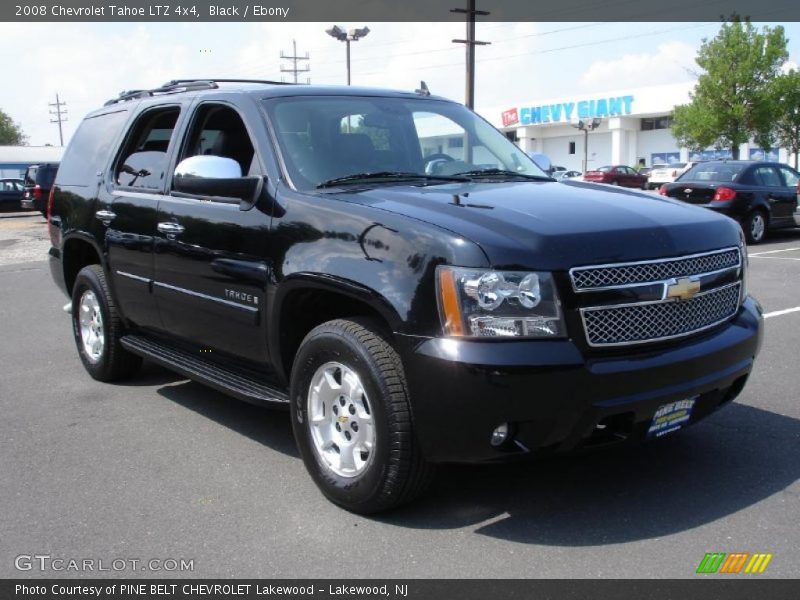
326, 25, 370, 86
346, 38, 351, 86
583, 128, 589, 173
572, 118, 602, 172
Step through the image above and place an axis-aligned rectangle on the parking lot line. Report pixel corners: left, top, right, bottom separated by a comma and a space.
749, 256, 800, 261
749, 247, 800, 256
763, 306, 800, 319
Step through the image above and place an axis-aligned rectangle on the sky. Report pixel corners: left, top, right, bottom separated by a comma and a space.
0, 20, 798, 146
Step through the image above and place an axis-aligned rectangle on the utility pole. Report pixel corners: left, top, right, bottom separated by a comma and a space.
280, 40, 310, 84
452, 0, 490, 110
49, 93, 67, 146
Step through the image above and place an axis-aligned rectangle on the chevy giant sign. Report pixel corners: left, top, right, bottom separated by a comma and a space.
502, 95, 635, 126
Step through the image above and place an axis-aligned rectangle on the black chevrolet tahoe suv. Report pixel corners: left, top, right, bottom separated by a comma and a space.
48, 79, 763, 513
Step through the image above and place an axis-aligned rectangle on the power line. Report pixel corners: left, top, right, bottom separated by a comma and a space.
49, 93, 67, 147
350, 22, 720, 78
280, 39, 310, 84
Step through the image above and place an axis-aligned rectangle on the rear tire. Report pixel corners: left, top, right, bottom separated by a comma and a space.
743, 210, 767, 244
71, 264, 142, 382
290, 318, 434, 514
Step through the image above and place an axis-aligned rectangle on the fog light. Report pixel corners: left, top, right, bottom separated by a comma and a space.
491, 423, 509, 447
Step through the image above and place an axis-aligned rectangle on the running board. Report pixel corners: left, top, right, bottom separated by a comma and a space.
120, 335, 289, 407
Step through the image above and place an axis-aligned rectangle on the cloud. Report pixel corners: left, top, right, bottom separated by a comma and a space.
781, 59, 798, 74
577, 41, 697, 90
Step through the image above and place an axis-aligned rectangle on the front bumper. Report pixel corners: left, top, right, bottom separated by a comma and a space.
401, 297, 763, 463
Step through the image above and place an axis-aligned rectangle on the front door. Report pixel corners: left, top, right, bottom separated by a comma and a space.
153, 101, 270, 364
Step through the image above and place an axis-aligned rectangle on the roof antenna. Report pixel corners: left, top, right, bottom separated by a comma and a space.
415, 81, 430, 96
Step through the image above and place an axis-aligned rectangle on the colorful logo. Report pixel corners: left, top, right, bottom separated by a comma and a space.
501, 108, 519, 127
696, 552, 773, 574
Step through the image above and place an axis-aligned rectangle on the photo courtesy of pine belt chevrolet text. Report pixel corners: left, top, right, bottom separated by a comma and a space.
46, 78, 763, 514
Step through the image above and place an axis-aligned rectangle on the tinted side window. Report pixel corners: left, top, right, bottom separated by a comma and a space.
24, 167, 38, 186
752, 166, 783, 187
779, 166, 799, 187
116, 107, 180, 189
56, 110, 129, 186
179, 104, 255, 176
39, 165, 58, 187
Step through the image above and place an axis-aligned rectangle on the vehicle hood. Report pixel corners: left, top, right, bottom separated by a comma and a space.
331, 180, 742, 270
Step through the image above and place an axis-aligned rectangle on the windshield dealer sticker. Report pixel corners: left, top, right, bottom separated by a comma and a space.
647, 397, 697, 438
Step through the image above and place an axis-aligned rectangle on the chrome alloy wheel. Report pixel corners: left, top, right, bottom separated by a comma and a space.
78, 290, 105, 363
750, 213, 766, 242
307, 361, 375, 478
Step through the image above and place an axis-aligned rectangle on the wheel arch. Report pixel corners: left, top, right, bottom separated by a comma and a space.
269, 274, 403, 384
62, 233, 105, 295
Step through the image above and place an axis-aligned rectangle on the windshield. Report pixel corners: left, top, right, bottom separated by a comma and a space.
264, 96, 547, 191
679, 162, 746, 183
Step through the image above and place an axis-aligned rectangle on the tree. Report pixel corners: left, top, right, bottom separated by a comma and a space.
772, 70, 800, 169
0, 108, 27, 145
672, 17, 788, 159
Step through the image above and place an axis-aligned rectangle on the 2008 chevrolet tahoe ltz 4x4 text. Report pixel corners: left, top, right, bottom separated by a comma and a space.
47, 79, 763, 513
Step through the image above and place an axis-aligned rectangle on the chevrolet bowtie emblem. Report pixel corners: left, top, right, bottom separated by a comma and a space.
684, 188, 693, 194
666, 277, 701, 301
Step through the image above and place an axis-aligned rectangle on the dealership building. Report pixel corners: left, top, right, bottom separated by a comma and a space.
479, 81, 793, 171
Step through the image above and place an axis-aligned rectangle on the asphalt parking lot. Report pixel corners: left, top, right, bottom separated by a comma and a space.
1, 211, 799, 579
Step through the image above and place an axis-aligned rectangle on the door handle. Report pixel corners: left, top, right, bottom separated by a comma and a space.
157, 222, 185, 238
95, 210, 116, 225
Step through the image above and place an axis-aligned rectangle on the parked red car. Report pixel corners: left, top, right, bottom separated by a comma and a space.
583, 165, 648, 189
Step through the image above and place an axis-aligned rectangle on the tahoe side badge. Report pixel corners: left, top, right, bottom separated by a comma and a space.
647, 397, 697, 438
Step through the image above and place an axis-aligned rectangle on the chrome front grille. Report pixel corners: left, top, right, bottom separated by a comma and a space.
570, 248, 741, 291
571, 247, 744, 347
581, 282, 741, 346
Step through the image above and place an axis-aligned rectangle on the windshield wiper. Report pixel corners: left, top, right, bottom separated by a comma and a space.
317, 171, 469, 188
452, 168, 553, 181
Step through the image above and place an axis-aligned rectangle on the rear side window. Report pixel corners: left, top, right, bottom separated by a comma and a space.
751, 166, 783, 187
37, 165, 58, 187
24, 166, 38, 186
778, 166, 799, 187
115, 107, 181, 190
56, 110, 129, 186
681, 163, 745, 182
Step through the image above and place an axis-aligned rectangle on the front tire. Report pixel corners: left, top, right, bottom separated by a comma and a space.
743, 210, 767, 244
71, 264, 142, 382
290, 318, 433, 514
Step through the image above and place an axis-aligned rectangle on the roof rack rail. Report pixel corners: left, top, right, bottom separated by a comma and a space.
103, 78, 293, 106
162, 78, 294, 87
104, 80, 220, 106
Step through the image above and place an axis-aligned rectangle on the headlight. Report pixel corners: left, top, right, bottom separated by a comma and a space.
436, 267, 565, 338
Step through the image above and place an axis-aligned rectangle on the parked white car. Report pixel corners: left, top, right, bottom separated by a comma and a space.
648, 161, 704, 189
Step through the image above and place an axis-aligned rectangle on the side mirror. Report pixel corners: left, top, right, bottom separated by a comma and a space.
173, 155, 263, 209
528, 152, 552, 174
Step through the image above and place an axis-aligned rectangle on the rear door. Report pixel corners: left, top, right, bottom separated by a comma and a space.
752, 165, 794, 225
105, 104, 186, 332
621, 166, 638, 187
777, 165, 800, 217
153, 99, 271, 364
